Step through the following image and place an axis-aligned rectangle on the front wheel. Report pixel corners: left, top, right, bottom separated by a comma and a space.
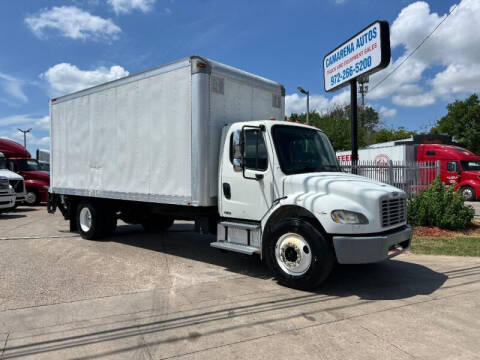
460, 186, 475, 201
265, 219, 334, 290
25, 189, 40, 205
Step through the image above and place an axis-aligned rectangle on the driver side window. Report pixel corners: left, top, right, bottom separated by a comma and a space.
244, 130, 268, 171
447, 161, 458, 173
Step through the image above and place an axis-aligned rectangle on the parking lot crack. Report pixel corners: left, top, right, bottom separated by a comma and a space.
1, 332, 9, 360
359, 325, 416, 358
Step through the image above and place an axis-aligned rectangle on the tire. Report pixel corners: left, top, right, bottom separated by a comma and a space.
460, 186, 475, 201
76, 201, 108, 240
141, 216, 174, 233
265, 218, 334, 290
25, 189, 40, 206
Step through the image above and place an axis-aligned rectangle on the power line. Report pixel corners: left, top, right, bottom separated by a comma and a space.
369, 3, 459, 93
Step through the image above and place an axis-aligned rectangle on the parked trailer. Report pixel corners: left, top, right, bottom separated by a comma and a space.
337, 135, 480, 200
48, 56, 412, 289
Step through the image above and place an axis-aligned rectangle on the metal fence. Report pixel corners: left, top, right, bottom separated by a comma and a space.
339, 160, 441, 197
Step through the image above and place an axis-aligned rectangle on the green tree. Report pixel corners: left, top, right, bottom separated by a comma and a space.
289, 106, 367, 151
431, 94, 480, 154
372, 127, 416, 144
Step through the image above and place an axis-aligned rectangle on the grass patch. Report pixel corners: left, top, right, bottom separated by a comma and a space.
410, 236, 480, 257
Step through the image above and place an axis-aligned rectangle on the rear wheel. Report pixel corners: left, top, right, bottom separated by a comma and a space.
265, 218, 334, 290
460, 186, 475, 201
141, 216, 174, 232
76, 201, 115, 240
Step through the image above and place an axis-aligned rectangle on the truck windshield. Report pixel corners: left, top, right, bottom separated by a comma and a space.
272, 125, 340, 175
0, 157, 6, 169
461, 161, 480, 171
17, 159, 41, 171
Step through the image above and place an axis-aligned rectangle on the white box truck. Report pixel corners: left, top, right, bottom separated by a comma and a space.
48, 56, 412, 289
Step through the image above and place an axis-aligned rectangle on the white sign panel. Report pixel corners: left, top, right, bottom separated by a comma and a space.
323, 21, 390, 92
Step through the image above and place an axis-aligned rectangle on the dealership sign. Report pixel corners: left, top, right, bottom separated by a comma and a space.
323, 21, 390, 92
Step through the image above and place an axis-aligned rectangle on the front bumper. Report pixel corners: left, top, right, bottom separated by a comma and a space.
333, 226, 413, 264
0, 194, 16, 210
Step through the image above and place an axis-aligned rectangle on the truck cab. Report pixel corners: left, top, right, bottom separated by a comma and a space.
417, 144, 480, 201
214, 120, 412, 289
0, 151, 26, 207
0, 176, 16, 213
0, 138, 49, 205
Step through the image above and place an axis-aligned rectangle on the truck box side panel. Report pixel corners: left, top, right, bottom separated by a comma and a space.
51, 64, 192, 204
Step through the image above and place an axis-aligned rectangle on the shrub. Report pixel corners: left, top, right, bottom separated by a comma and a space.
407, 178, 475, 230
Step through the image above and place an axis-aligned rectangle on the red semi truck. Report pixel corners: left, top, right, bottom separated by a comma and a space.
0, 138, 50, 205
337, 135, 480, 201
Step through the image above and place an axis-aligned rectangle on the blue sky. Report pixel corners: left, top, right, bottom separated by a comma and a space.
1, 0, 479, 154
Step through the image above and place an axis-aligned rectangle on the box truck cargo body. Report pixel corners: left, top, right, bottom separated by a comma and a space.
49, 56, 412, 289
50, 56, 284, 206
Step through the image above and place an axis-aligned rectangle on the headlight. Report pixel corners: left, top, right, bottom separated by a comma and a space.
8, 185, 15, 194
331, 210, 369, 224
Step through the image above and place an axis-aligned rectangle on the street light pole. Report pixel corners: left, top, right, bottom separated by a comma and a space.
17, 128, 32, 148
297, 86, 310, 124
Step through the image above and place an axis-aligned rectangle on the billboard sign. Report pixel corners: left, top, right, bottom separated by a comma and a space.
323, 21, 390, 92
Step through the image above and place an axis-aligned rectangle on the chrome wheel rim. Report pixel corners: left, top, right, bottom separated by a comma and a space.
462, 188, 473, 200
25, 192, 36, 205
275, 233, 312, 276
79, 207, 92, 233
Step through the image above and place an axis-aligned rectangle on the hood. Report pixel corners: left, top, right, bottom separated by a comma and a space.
462, 170, 480, 177
22, 170, 50, 184
0, 169, 23, 180
283, 172, 403, 200
282, 172, 407, 234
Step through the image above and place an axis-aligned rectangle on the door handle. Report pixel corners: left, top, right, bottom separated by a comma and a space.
223, 183, 231, 199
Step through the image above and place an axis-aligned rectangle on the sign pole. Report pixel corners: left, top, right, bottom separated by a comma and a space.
350, 80, 358, 174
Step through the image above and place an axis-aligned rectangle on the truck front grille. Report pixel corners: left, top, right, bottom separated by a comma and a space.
9, 179, 24, 193
0, 177, 9, 192
381, 197, 407, 227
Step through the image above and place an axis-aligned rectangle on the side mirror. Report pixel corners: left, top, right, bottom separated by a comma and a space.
232, 130, 244, 172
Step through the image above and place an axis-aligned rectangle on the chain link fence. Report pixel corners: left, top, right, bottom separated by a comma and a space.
339, 160, 441, 197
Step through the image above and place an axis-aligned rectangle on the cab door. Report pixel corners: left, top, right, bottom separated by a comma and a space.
220, 125, 275, 221
444, 160, 461, 185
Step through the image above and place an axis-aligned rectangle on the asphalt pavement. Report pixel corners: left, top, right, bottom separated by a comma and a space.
0, 207, 479, 359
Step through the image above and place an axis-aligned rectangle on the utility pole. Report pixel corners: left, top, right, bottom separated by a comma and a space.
17, 128, 32, 148
350, 81, 358, 174
358, 77, 369, 108
297, 86, 310, 124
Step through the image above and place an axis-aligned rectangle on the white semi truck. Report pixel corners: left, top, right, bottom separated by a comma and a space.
48, 56, 412, 289
0, 151, 26, 208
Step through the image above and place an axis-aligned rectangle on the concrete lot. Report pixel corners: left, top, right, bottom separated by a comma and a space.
0, 207, 479, 359
466, 201, 480, 217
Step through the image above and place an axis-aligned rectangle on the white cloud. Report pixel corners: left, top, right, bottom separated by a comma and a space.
25, 6, 121, 41
107, 0, 156, 14
367, 0, 480, 107
285, 90, 350, 116
0, 114, 49, 130
41, 63, 129, 96
0, 73, 28, 105
392, 93, 435, 107
378, 106, 397, 118
0, 115, 51, 149
430, 63, 480, 96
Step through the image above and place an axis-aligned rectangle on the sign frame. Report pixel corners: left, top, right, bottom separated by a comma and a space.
323, 20, 390, 92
